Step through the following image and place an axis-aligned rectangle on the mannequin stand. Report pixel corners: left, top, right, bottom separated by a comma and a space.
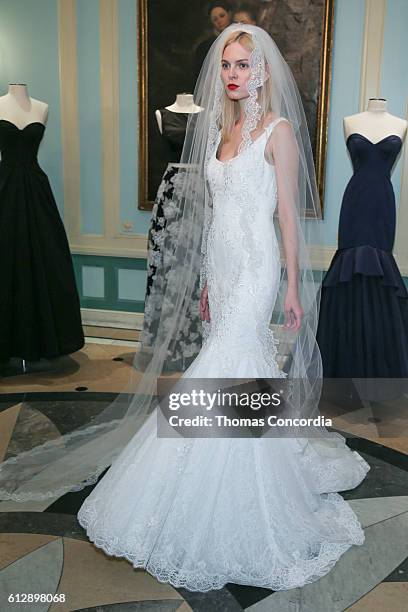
0, 356, 71, 377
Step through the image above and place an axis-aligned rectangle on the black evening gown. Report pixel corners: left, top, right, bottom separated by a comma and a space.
157, 108, 188, 160
0, 119, 84, 361
317, 133, 408, 377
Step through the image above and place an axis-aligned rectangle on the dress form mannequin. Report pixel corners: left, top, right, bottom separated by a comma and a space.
0, 85, 49, 373
344, 98, 407, 143
141, 95, 203, 366
317, 98, 408, 384
155, 93, 202, 134
0, 84, 48, 128
0, 84, 84, 375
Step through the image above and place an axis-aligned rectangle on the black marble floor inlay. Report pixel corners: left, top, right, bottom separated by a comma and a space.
346, 434, 408, 472
0, 391, 120, 404
384, 555, 408, 582
225, 583, 273, 608
45, 467, 111, 515
1, 393, 407, 611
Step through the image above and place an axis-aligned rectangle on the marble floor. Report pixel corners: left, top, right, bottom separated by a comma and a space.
0, 335, 407, 611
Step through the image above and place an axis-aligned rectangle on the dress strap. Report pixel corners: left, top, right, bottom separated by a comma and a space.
264, 116, 290, 138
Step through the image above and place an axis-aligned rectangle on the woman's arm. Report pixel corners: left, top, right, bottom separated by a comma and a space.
200, 281, 210, 321
266, 120, 303, 330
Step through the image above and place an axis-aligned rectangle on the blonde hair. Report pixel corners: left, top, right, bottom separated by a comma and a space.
220, 30, 273, 143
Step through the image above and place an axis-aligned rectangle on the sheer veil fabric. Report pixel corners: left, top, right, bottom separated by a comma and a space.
0, 24, 366, 502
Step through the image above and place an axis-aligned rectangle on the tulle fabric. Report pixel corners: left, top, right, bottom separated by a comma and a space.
0, 23, 359, 514
76, 104, 370, 593
77, 409, 369, 592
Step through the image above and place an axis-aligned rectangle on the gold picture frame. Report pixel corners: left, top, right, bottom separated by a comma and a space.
138, 0, 335, 216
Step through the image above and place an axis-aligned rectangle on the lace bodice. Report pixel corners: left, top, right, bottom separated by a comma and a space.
206, 117, 288, 211
188, 117, 291, 379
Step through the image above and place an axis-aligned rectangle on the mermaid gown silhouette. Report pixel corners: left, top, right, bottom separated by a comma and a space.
317, 132, 408, 377
77, 118, 370, 592
0, 119, 84, 361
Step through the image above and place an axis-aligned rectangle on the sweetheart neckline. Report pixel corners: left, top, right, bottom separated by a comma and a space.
346, 132, 402, 146
0, 119, 46, 131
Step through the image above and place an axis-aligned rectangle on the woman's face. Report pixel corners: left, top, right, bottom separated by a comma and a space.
233, 11, 256, 25
221, 41, 252, 101
210, 7, 231, 33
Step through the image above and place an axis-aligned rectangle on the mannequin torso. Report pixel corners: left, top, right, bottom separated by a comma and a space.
344, 99, 407, 144
155, 93, 202, 134
318, 98, 408, 379
0, 84, 48, 129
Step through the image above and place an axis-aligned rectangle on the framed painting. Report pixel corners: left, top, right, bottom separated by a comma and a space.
138, 0, 334, 216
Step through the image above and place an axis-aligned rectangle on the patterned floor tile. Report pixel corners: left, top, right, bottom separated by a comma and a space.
245, 511, 408, 612
345, 581, 408, 611
0, 404, 21, 461
0, 537, 63, 612
51, 537, 185, 611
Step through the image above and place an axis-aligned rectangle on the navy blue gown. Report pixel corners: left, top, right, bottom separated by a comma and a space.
317, 132, 408, 377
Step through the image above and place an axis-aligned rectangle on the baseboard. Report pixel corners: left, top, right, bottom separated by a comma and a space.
80, 313, 298, 337
81, 308, 144, 330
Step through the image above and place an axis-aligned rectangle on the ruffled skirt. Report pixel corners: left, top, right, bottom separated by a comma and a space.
317, 245, 408, 377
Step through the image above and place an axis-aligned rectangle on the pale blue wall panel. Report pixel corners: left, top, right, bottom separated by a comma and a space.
118, 268, 146, 301
82, 265, 105, 298
381, 0, 408, 208
0, 0, 64, 215
317, 0, 366, 247
77, 0, 103, 234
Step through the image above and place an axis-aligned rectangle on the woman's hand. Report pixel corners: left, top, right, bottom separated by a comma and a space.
284, 288, 303, 331
199, 282, 211, 322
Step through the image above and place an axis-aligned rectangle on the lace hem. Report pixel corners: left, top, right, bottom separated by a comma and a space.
77, 495, 364, 593
0, 417, 127, 501
0, 470, 106, 502
297, 438, 371, 494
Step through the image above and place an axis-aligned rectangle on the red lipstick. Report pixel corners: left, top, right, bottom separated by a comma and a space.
228, 84, 239, 90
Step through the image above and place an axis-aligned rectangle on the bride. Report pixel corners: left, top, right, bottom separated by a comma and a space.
0, 23, 370, 592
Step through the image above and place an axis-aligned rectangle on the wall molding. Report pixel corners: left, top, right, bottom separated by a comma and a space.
100, 0, 121, 241
81, 307, 143, 329
58, 0, 145, 259
71, 236, 148, 258
359, 0, 386, 109
72, 241, 408, 275
358, 0, 408, 272
58, 0, 81, 238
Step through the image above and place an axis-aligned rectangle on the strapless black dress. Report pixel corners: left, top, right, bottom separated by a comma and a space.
0, 119, 84, 361
317, 132, 408, 377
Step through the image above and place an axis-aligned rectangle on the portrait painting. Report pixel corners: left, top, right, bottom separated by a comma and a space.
138, 0, 334, 215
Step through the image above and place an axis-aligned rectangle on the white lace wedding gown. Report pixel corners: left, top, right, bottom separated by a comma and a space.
77, 118, 370, 592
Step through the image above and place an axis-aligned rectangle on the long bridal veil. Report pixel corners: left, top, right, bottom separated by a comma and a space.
0, 23, 351, 502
